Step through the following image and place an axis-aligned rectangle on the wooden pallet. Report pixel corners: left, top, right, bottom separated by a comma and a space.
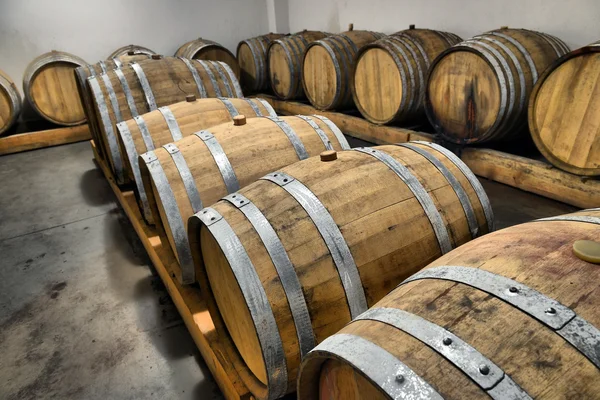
91, 141, 251, 400
262, 96, 599, 209
0, 124, 91, 156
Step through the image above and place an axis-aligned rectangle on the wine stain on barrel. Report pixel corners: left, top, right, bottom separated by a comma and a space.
465, 78, 478, 140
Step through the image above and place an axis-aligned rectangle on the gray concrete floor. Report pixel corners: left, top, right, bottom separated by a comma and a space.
0, 141, 577, 399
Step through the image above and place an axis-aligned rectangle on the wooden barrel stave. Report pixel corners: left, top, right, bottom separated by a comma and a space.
529, 41, 600, 176
141, 115, 350, 285
303, 30, 384, 111
299, 209, 600, 399
23, 50, 87, 125
353, 28, 462, 125
426, 28, 570, 144
116, 97, 277, 224
107, 44, 156, 59
268, 30, 330, 100
175, 38, 240, 78
189, 142, 493, 399
87, 56, 243, 184
237, 33, 287, 93
0, 70, 22, 135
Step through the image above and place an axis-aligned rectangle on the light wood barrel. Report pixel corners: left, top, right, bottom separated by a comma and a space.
107, 44, 156, 59
353, 26, 462, 125
298, 208, 600, 400
426, 28, 570, 144
303, 30, 385, 111
189, 142, 494, 399
237, 33, 287, 93
74, 54, 152, 160
86, 56, 243, 184
0, 70, 22, 135
268, 30, 330, 100
529, 41, 600, 176
175, 38, 240, 78
142, 114, 351, 284
23, 50, 87, 125
118, 97, 277, 224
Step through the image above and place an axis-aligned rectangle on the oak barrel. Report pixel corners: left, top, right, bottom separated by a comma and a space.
303, 30, 385, 110
142, 114, 351, 284
107, 44, 156, 59
353, 26, 462, 125
23, 50, 87, 125
0, 70, 22, 135
268, 30, 330, 100
86, 56, 243, 184
426, 28, 570, 144
529, 41, 600, 176
175, 38, 240, 78
118, 97, 277, 224
299, 208, 600, 399
237, 33, 287, 93
74, 54, 152, 160
188, 142, 494, 399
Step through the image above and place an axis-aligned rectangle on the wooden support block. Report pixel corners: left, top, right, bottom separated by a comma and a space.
261, 96, 434, 144
0, 124, 91, 156
461, 148, 600, 209
91, 141, 251, 400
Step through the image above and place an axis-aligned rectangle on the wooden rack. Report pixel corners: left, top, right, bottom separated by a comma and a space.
261, 96, 599, 209
0, 124, 91, 156
91, 141, 252, 400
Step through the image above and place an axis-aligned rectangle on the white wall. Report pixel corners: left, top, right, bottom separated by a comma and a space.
287, 0, 600, 49
0, 0, 270, 95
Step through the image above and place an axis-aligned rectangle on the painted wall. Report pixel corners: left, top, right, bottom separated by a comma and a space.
287, 0, 600, 49
0, 0, 269, 96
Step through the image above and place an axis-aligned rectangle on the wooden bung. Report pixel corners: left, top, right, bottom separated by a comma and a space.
573, 240, 600, 264
426, 28, 570, 144
85, 56, 243, 185
233, 115, 246, 125
116, 97, 276, 225
174, 37, 240, 78
303, 30, 385, 110
185, 94, 196, 102
320, 150, 337, 161
352, 28, 462, 125
143, 115, 351, 285
268, 30, 331, 100
189, 143, 494, 399
237, 33, 287, 93
151, 54, 162, 60
23, 50, 87, 126
298, 208, 600, 399
528, 41, 600, 176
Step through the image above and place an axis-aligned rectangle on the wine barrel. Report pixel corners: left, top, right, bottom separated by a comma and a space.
426, 28, 570, 144
107, 44, 156, 59
74, 54, 152, 160
237, 33, 287, 93
353, 26, 462, 125
189, 142, 494, 399
142, 114, 351, 284
268, 30, 330, 100
86, 56, 243, 184
118, 96, 277, 224
175, 38, 240, 78
0, 70, 22, 135
23, 50, 87, 125
299, 208, 600, 399
529, 41, 600, 176
303, 30, 385, 111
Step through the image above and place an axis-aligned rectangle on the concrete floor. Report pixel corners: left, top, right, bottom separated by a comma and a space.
0, 141, 577, 399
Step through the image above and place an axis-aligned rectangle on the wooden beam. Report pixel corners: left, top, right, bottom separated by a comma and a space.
461, 148, 600, 209
91, 141, 251, 400
261, 96, 434, 144
0, 124, 91, 156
